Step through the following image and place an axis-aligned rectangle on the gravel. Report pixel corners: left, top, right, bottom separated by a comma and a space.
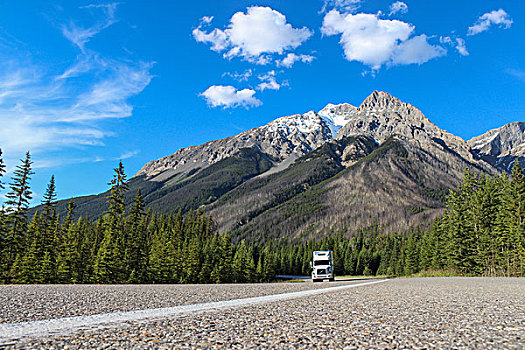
0, 280, 360, 324
3, 278, 525, 349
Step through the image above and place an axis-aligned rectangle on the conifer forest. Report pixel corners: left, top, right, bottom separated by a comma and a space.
0, 149, 523, 284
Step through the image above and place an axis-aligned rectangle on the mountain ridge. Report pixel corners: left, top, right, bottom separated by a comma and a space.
32, 91, 525, 241
137, 90, 514, 181
468, 121, 525, 171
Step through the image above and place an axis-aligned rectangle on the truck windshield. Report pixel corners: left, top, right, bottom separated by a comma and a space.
314, 260, 330, 266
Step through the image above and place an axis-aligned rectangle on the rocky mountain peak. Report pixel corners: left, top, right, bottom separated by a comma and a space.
360, 90, 403, 110
468, 122, 525, 156
467, 121, 525, 171
331, 92, 477, 164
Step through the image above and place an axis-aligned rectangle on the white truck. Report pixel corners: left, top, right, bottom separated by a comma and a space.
311, 250, 335, 282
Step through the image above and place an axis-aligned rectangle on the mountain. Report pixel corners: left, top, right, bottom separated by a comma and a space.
38, 91, 521, 241
135, 112, 334, 180
330, 91, 473, 161
468, 122, 525, 172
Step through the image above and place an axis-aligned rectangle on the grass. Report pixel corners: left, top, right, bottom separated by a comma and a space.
409, 269, 464, 277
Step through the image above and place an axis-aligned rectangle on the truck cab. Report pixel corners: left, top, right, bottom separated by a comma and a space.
311, 250, 335, 282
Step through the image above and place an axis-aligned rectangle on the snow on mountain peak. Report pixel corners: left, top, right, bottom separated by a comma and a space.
318, 103, 358, 138
267, 111, 329, 136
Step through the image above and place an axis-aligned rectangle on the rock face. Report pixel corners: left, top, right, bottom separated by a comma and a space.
329, 91, 474, 162
135, 112, 333, 180
468, 122, 525, 172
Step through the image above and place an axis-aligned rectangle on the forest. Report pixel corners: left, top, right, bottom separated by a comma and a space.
0, 149, 523, 284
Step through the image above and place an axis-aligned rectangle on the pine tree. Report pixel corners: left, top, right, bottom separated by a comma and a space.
3, 152, 33, 282
64, 200, 76, 231
125, 189, 148, 283
404, 230, 419, 275
13, 212, 42, 283
445, 168, 477, 274
181, 236, 201, 283
94, 161, 129, 283
42, 175, 57, 224
507, 161, 525, 276
211, 234, 233, 283
232, 240, 249, 283
148, 225, 176, 283
107, 161, 129, 221
40, 175, 58, 281
0, 149, 5, 191
0, 149, 7, 279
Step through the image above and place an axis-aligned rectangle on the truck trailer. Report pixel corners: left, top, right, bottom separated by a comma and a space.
311, 250, 335, 282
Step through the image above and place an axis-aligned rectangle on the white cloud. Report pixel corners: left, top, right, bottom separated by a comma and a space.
0, 4, 153, 156
440, 36, 452, 45
200, 85, 261, 108
61, 3, 118, 51
193, 6, 313, 64
321, 10, 445, 70
468, 9, 513, 36
200, 16, 214, 25
320, 0, 362, 14
277, 53, 315, 68
455, 38, 469, 56
389, 2, 408, 16
32, 150, 139, 169
223, 69, 253, 82
392, 35, 446, 65
257, 71, 281, 91
192, 26, 229, 52
440, 36, 469, 56
119, 150, 140, 160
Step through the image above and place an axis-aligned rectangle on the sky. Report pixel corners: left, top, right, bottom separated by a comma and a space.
0, 0, 523, 203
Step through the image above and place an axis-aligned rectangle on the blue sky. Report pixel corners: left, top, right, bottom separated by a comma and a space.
0, 0, 523, 203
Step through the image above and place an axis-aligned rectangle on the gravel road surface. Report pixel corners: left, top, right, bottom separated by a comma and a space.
0, 280, 367, 324
2, 277, 524, 349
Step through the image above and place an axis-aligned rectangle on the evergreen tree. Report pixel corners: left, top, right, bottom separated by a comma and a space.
94, 161, 129, 283
211, 234, 233, 283
13, 212, 42, 283
42, 175, 57, 224
0, 149, 5, 191
3, 152, 33, 282
64, 200, 76, 231
125, 189, 148, 283
40, 175, 58, 281
0, 149, 7, 278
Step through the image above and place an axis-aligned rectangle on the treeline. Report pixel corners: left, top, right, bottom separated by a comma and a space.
0, 150, 523, 284
422, 165, 525, 276
0, 151, 281, 283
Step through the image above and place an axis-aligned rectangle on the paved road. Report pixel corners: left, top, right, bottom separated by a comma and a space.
2, 278, 524, 349
0, 280, 356, 324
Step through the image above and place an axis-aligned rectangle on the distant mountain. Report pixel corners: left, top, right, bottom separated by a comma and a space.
468, 122, 525, 172
37, 91, 522, 241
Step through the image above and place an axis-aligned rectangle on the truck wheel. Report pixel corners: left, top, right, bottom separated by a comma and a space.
329, 278, 335, 282
312, 279, 320, 283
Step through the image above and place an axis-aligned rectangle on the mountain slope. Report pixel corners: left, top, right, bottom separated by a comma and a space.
37, 91, 522, 241
206, 135, 378, 234
226, 136, 469, 241
35, 147, 273, 219
468, 122, 525, 172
